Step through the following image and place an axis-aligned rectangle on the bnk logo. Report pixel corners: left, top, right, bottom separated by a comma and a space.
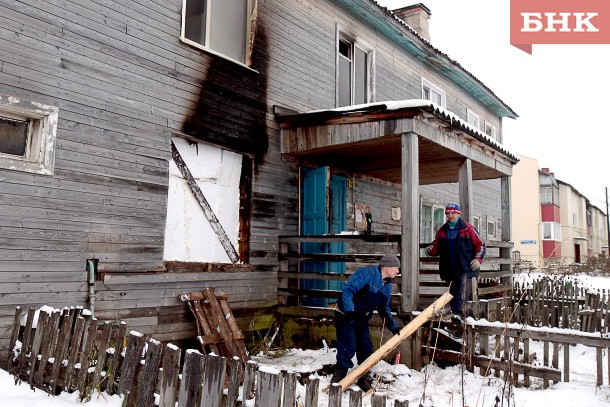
510, 0, 610, 54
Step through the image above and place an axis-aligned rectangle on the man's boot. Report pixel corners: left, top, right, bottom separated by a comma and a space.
330, 367, 347, 384
356, 372, 374, 392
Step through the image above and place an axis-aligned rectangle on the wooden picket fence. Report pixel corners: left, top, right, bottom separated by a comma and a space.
7, 306, 417, 406
513, 277, 610, 333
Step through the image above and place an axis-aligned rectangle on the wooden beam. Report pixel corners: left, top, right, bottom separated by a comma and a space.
401, 132, 419, 313
459, 159, 473, 223
171, 141, 240, 264
337, 292, 452, 391
500, 175, 512, 287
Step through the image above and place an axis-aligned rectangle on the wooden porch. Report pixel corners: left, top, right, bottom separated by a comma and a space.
276, 100, 518, 313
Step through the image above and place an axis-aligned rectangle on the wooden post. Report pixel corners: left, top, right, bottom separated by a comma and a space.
500, 176, 512, 291
136, 339, 163, 407
159, 344, 181, 407
226, 357, 243, 407
338, 292, 452, 391
255, 369, 283, 407
304, 377, 319, 407
6, 307, 21, 372
458, 159, 473, 223
177, 350, 205, 407
282, 371, 297, 407
201, 354, 226, 407
401, 131, 419, 313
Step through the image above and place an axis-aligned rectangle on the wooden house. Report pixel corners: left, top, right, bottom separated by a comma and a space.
0, 0, 517, 364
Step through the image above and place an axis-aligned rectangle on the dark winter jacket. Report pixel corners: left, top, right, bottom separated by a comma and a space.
337, 266, 398, 332
429, 218, 486, 282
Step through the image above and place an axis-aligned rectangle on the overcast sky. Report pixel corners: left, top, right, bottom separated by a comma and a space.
376, 0, 610, 211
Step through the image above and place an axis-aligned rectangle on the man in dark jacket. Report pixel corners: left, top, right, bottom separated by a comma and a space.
426, 202, 486, 323
330, 254, 401, 391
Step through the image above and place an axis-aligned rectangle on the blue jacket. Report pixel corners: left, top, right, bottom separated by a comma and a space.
338, 266, 398, 332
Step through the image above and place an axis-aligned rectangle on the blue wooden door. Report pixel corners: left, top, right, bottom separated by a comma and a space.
301, 168, 347, 306
328, 175, 347, 294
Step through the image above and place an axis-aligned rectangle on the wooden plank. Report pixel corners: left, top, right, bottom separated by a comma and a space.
50, 313, 74, 394
35, 310, 60, 389
171, 141, 239, 263
63, 316, 87, 393
6, 306, 21, 372
77, 317, 98, 394
91, 322, 113, 392
217, 291, 249, 363
159, 343, 181, 407
226, 356, 243, 407
282, 371, 297, 407
28, 310, 49, 383
338, 292, 452, 391
136, 339, 163, 407
177, 350, 205, 407
106, 321, 128, 395
200, 354, 226, 407
14, 307, 35, 377
401, 131, 419, 312
200, 288, 243, 360
118, 331, 146, 397
255, 369, 283, 407
304, 377, 320, 407
242, 360, 257, 403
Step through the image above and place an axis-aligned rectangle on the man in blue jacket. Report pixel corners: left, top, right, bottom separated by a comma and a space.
426, 202, 486, 323
330, 254, 401, 391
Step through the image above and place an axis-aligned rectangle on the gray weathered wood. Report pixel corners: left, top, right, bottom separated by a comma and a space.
401, 131, 419, 312
255, 369, 283, 407
327, 383, 342, 407
226, 356, 242, 407
136, 339, 163, 407
171, 141, 239, 263
282, 371, 297, 407
348, 389, 362, 407
177, 350, 205, 407
106, 321, 128, 395
50, 313, 74, 394
35, 310, 60, 388
371, 393, 387, 407
394, 399, 409, 407
6, 306, 21, 372
242, 360, 257, 402
459, 159, 473, 223
305, 377, 320, 407
200, 354, 226, 407
77, 317, 99, 394
159, 343, 181, 407
118, 331, 146, 397
91, 322, 113, 392
63, 316, 87, 393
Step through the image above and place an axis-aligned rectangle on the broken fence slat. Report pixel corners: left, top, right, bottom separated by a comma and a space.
16, 307, 35, 376
200, 354, 226, 407
77, 317, 98, 395
305, 377, 320, 407
254, 369, 283, 407
159, 344, 181, 407
6, 307, 22, 372
177, 350, 205, 407
282, 371, 297, 407
226, 356, 242, 407
28, 310, 49, 383
91, 322, 113, 393
106, 322, 128, 396
50, 313, 74, 394
63, 316, 87, 393
371, 393, 387, 407
348, 389, 363, 407
328, 383, 342, 407
242, 360, 257, 402
136, 339, 164, 407
118, 331, 146, 397
35, 310, 60, 388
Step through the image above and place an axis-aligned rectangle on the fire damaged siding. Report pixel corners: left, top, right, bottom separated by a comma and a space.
0, 0, 270, 359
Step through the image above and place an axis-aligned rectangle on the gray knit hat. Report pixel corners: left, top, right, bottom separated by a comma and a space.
379, 254, 400, 268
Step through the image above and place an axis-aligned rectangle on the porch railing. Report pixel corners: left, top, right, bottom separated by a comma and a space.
277, 234, 512, 317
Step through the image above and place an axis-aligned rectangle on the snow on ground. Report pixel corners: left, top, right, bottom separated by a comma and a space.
2, 272, 610, 406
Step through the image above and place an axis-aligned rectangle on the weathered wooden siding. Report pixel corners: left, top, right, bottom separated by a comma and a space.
249, 0, 505, 276
0, 0, 270, 362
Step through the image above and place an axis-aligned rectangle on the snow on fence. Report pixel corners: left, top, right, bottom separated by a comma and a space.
6, 306, 413, 406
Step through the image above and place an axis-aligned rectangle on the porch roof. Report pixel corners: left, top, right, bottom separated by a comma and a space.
277, 100, 518, 185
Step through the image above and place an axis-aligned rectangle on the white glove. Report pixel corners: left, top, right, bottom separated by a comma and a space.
425, 245, 433, 255
470, 259, 481, 270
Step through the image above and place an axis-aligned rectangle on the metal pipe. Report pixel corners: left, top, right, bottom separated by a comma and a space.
86, 259, 98, 318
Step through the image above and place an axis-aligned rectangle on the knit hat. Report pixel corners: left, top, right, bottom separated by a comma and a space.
379, 254, 400, 268
445, 202, 461, 214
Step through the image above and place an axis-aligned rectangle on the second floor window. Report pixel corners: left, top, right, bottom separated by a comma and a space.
338, 37, 369, 107
181, 0, 253, 65
421, 77, 446, 108
466, 109, 480, 129
542, 222, 562, 241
